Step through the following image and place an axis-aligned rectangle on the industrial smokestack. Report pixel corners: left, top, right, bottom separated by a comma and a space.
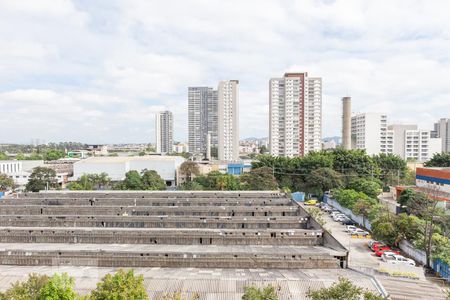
342, 97, 351, 150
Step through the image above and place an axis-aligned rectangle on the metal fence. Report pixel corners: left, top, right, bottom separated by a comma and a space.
433, 259, 450, 281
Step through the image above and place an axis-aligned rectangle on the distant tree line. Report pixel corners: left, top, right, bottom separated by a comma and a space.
67, 170, 167, 191
179, 161, 278, 191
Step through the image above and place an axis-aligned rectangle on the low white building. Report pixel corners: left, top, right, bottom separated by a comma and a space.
0, 160, 67, 189
72, 156, 185, 187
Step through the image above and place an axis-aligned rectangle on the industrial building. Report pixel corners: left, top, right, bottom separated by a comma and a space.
415, 167, 450, 210
72, 156, 185, 187
0, 191, 384, 298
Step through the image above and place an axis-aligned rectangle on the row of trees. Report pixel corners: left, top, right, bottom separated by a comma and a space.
0, 269, 196, 300
67, 170, 167, 191
0, 271, 385, 300
179, 163, 278, 191
252, 149, 412, 195
1, 149, 67, 161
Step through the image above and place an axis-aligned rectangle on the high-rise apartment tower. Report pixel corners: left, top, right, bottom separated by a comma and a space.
188, 87, 218, 159
218, 80, 239, 161
155, 111, 173, 154
432, 118, 450, 153
269, 72, 322, 157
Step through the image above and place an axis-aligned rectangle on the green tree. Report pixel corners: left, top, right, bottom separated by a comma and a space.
333, 189, 371, 210
242, 285, 279, 300
259, 145, 268, 154
303, 167, 343, 197
0, 152, 9, 160
0, 273, 49, 300
141, 169, 166, 190
215, 174, 241, 191
121, 170, 143, 190
25, 167, 57, 192
28, 153, 44, 160
331, 148, 379, 179
347, 178, 382, 199
44, 150, 65, 161
89, 173, 111, 190
407, 185, 443, 267
424, 152, 450, 167
39, 273, 77, 300
67, 182, 85, 191
240, 167, 278, 190
395, 213, 423, 244
15, 153, 26, 160
398, 188, 416, 207
0, 173, 15, 191
179, 161, 200, 182
352, 198, 378, 228
371, 207, 398, 245
306, 277, 385, 300
372, 153, 408, 186
179, 181, 204, 191
89, 269, 148, 300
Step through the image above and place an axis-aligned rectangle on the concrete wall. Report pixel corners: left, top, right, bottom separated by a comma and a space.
326, 197, 372, 230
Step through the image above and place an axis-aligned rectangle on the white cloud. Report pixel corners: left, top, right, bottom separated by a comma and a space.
0, 0, 450, 144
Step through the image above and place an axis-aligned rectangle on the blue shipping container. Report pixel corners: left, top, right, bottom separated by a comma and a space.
292, 192, 305, 202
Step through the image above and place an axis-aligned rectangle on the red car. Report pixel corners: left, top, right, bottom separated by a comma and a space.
375, 247, 400, 257
372, 243, 386, 252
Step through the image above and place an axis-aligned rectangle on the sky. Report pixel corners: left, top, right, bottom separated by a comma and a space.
1, 0, 450, 144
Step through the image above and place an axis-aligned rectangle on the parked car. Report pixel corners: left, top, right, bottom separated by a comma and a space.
351, 229, 370, 236
372, 243, 388, 252
385, 255, 416, 266
322, 206, 333, 212
381, 251, 402, 261
341, 219, 356, 225
346, 225, 357, 233
333, 215, 348, 222
375, 247, 400, 257
368, 240, 378, 249
330, 211, 344, 216
304, 199, 318, 206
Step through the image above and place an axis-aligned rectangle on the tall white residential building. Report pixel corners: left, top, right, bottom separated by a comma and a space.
269, 73, 322, 157
155, 111, 173, 154
188, 87, 218, 159
432, 118, 450, 153
404, 130, 441, 162
387, 124, 441, 162
351, 113, 388, 155
218, 80, 239, 161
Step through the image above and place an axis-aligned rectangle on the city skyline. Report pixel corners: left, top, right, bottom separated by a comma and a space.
1, 1, 450, 144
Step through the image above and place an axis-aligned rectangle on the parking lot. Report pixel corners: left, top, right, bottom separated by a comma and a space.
321, 212, 381, 269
